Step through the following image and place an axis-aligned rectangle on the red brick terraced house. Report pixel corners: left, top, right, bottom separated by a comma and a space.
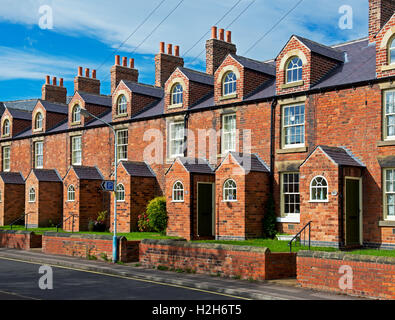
1, 0, 395, 249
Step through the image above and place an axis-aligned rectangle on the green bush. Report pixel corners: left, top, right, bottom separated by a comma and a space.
262, 194, 277, 239
137, 213, 153, 232
146, 197, 167, 234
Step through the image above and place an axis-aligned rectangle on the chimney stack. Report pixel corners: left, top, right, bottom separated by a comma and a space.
74, 66, 101, 95
110, 55, 139, 94
369, 0, 395, 43
155, 42, 184, 87
206, 26, 237, 75
42, 75, 67, 104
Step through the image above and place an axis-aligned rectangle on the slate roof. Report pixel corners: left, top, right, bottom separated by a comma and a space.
166, 157, 214, 175
78, 92, 112, 107
8, 108, 32, 120
294, 35, 346, 62
230, 54, 276, 76
2, 99, 38, 112
0, 102, 5, 115
227, 152, 270, 173
0, 172, 25, 184
32, 169, 62, 182
120, 161, 156, 177
122, 81, 164, 99
38, 100, 68, 114
178, 67, 214, 85
71, 166, 103, 180
302, 146, 365, 168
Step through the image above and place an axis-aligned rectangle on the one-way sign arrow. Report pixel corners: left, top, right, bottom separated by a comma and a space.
101, 180, 115, 191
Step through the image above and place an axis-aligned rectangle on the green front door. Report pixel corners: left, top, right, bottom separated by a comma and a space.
197, 183, 213, 237
345, 179, 361, 246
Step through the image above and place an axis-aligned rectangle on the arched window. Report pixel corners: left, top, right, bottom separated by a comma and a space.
286, 57, 303, 83
3, 119, 10, 136
171, 84, 183, 105
223, 179, 237, 201
29, 188, 36, 202
0, 190, 2, 202
389, 37, 395, 65
35, 113, 43, 130
116, 184, 125, 201
67, 185, 75, 202
172, 181, 184, 202
117, 95, 127, 115
72, 105, 81, 123
310, 176, 328, 202
223, 72, 237, 96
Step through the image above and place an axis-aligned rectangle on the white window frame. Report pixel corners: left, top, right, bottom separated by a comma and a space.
280, 172, 300, 221
310, 176, 329, 203
172, 181, 184, 202
35, 113, 43, 130
34, 141, 43, 169
384, 169, 395, 221
0, 190, 2, 203
223, 179, 237, 202
28, 187, 36, 203
3, 119, 10, 136
116, 129, 128, 161
286, 57, 303, 83
384, 90, 395, 141
72, 105, 81, 123
222, 114, 236, 154
2, 146, 10, 172
168, 121, 184, 159
223, 72, 237, 96
389, 37, 395, 65
67, 185, 75, 202
71, 136, 82, 165
171, 84, 183, 105
116, 183, 125, 202
117, 95, 127, 115
282, 104, 305, 149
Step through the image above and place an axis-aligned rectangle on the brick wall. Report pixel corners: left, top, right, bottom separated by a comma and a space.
297, 250, 395, 300
139, 239, 296, 280
0, 181, 25, 226
0, 230, 42, 250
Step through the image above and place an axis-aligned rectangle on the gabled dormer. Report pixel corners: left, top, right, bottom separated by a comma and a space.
164, 67, 213, 113
1, 107, 32, 139
375, 12, 395, 78
112, 80, 163, 121
276, 35, 345, 95
214, 54, 275, 104
32, 100, 68, 134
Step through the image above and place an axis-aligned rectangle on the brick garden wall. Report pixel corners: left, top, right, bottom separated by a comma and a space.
297, 250, 395, 300
139, 239, 296, 280
0, 230, 42, 250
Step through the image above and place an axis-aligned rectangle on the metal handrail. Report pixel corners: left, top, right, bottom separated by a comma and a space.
9, 213, 31, 230
56, 214, 77, 232
288, 221, 312, 253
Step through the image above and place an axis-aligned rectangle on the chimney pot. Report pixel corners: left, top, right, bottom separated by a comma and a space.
92, 70, 96, 79
46, 75, 50, 84
160, 42, 165, 53
85, 68, 90, 78
167, 44, 173, 55
122, 57, 127, 67
226, 31, 232, 43
129, 58, 135, 69
115, 55, 120, 65
174, 46, 180, 57
78, 67, 83, 77
219, 29, 225, 41
59, 78, 64, 87
52, 77, 57, 86
211, 26, 218, 39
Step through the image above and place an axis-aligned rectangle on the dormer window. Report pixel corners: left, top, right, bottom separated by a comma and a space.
72, 105, 81, 123
35, 113, 43, 130
286, 57, 303, 83
223, 72, 237, 96
117, 95, 127, 115
171, 84, 183, 105
2, 119, 10, 136
389, 37, 395, 65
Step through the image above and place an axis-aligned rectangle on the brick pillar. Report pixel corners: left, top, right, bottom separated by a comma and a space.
110, 55, 139, 94
155, 42, 184, 87
369, 0, 395, 43
41, 76, 67, 104
74, 67, 101, 95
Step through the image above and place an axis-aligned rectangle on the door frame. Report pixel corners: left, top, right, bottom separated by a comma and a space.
196, 182, 215, 236
344, 176, 363, 246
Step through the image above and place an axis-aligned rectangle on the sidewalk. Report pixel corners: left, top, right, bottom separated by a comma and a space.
0, 248, 364, 300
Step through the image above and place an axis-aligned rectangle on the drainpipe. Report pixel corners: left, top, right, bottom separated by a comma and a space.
338, 166, 344, 249
190, 173, 194, 240
269, 99, 278, 194
183, 112, 190, 157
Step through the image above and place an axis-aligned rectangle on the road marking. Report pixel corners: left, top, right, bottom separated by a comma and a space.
0, 289, 41, 300
0, 256, 251, 300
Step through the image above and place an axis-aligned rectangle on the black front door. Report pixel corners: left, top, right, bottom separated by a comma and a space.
197, 184, 213, 237
345, 179, 360, 246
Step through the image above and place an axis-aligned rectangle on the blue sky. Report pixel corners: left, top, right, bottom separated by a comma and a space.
0, 0, 368, 101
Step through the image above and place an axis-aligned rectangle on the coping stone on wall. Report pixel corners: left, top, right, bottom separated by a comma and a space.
0, 230, 36, 235
43, 232, 124, 241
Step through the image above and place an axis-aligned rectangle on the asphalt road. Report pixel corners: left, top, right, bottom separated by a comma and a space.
0, 258, 241, 300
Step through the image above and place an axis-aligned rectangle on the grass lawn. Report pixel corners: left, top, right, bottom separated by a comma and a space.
0, 225, 179, 241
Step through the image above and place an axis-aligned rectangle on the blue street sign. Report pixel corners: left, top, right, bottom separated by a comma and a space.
101, 180, 114, 191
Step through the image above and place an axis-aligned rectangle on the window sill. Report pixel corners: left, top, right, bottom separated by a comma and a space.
276, 216, 300, 223
381, 64, 395, 72
168, 103, 183, 110
113, 114, 128, 119
222, 200, 238, 203
308, 200, 329, 203
71, 121, 81, 126
378, 220, 395, 227
33, 128, 43, 133
219, 94, 238, 101
377, 140, 395, 147
281, 81, 304, 89
1, 134, 10, 138
276, 146, 307, 154
172, 201, 185, 203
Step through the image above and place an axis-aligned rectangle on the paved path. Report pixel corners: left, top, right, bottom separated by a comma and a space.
0, 248, 365, 300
